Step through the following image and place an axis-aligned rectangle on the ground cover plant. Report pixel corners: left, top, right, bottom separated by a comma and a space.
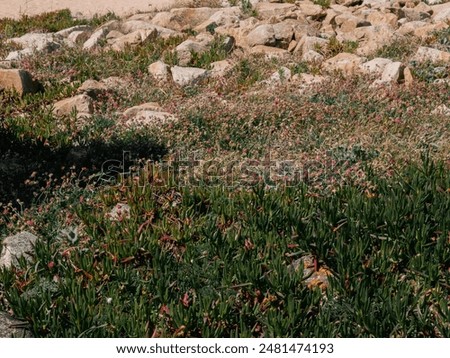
0, 8, 450, 337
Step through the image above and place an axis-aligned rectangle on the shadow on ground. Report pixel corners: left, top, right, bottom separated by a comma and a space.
0, 127, 167, 207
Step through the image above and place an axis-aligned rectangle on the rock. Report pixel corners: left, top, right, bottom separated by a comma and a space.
413, 22, 449, 39
120, 21, 180, 39
77, 79, 108, 98
354, 24, 400, 56
5, 48, 33, 61
52, 94, 94, 118
193, 7, 241, 33
403, 66, 414, 88
107, 203, 131, 221
0, 69, 42, 96
175, 39, 209, 66
302, 50, 324, 63
411, 47, 450, 64
152, 7, 223, 32
273, 22, 295, 49
294, 36, 329, 55
267, 66, 292, 84
82, 28, 108, 50
7, 33, 60, 53
0, 232, 37, 268
372, 61, 405, 85
106, 30, 124, 41
249, 45, 289, 58
288, 255, 332, 291
397, 21, 429, 35
254, 3, 297, 20
110, 29, 158, 52
403, 8, 431, 21
246, 25, 276, 47
365, 10, 398, 29
322, 53, 364, 76
210, 59, 233, 78
0, 312, 31, 338
67, 30, 91, 45
432, 4, 450, 22
56, 25, 91, 38
171, 66, 208, 86
335, 14, 371, 33
148, 60, 171, 82
359, 57, 393, 76
122, 103, 177, 127
297, 2, 326, 20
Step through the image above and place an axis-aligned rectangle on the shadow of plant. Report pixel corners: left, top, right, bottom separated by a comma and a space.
0, 127, 167, 207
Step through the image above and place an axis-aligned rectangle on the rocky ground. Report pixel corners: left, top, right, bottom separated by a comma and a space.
0, 0, 449, 337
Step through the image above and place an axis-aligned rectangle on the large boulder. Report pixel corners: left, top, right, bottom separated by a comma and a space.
0, 69, 42, 96
0, 231, 37, 269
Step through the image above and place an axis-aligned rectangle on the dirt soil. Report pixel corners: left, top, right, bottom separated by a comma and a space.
0, 0, 180, 19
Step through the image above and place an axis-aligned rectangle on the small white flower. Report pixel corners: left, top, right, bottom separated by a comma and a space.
106, 297, 112, 304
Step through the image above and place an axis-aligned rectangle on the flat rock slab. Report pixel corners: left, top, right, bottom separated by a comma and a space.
0, 312, 31, 338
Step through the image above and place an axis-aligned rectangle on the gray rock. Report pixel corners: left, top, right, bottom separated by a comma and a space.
83, 28, 108, 50
0, 232, 37, 269
55, 25, 92, 38
171, 66, 208, 86
0, 312, 31, 338
7, 33, 60, 53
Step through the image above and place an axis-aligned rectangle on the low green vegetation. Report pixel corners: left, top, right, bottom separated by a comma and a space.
0, 10, 450, 338
1, 157, 449, 337
0, 9, 117, 38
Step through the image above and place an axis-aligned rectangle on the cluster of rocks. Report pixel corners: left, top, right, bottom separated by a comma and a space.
0, 0, 450, 98
1, 0, 449, 121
